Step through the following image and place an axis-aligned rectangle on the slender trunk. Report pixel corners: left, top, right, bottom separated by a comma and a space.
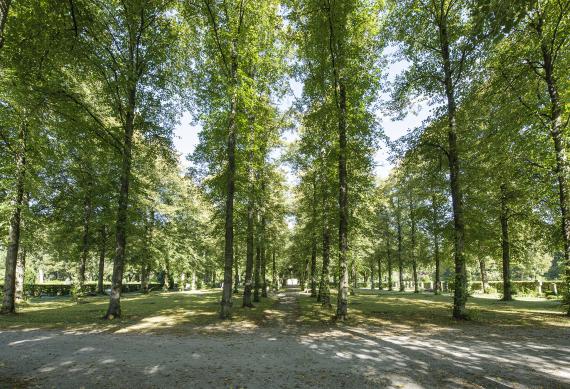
233, 246, 239, 294
540, 35, 570, 314
440, 16, 467, 319
78, 189, 92, 290
310, 178, 318, 297
432, 196, 441, 294
0, 0, 11, 50
1, 122, 26, 314
261, 214, 267, 298
253, 242, 261, 302
336, 82, 349, 320
409, 199, 419, 293
479, 257, 488, 294
97, 225, 107, 294
397, 204, 404, 292
319, 223, 332, 307
272, 249, 277, 291
370, 262, 375, 290
243, 201, 255, 307
163, 251, 171, 291
220, 39, 239, 319
377, 254, 383, 290
309, 235, 317, 296
141, 210, 154, 294
105, 85, 136, 320
15, 247, 26, 303
243, 124, 255, 306
500, 184, 512, 301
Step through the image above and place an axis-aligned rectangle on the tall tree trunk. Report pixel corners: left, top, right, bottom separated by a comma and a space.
15, 247, 26, 303
254, 242, 261, 302
377, 254, 383, 290
243, 126, 255, 306
272, 248, 277, 291
220, 39, 239, 319
540, 33, 570, 314
409, 200, 419, 293
105, 85, 136, 320
141, 210, 154, 294
500, 184, 512, 301
78, 189, 92, 290
243, 201, 255, 307
0, 0, 11, 50
1, 122, 26, 314
336, 82, 349, 320
432, 196, 441, 294
440, 16, 467, 319
319, 222, 332, 307
396, 203, 404, 292
233, 245, 239, 294
98, 225, 107, 294
309, 234, 317, 296
261, 214, 267, 298
310, 178, 318, 297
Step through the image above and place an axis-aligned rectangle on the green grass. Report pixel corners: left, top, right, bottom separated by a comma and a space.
3, 289, 568, 333
0, 289, 276, 334
297, 289, 570, 329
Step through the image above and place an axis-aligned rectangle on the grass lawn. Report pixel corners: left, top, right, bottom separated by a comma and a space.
297, 289, 570, 329
0, 290, 276, 334
2, 288, 568, 334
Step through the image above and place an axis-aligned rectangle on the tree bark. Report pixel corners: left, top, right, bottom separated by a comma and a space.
97, 225, 107, 294
500, 183, 512, 301
253, 242, 261, 302
377, 254, 383, 290
396, 201, 404, 292
272, 248, 277, 291
540, 30, 570, 314
1, 122, 26, 314
310, 178, 318, 297
0, 0, 11, 50
220, 39, 239, 319
439, 15, 468, 319
243, 200, 255, 307
243, 120, 255, 306
432, 196, 441, 294
78, 189, 92, 290
104, 84, 136, 320
409, 199, 419, 293
15, 247, 26, 303
336, 82, 349, 320
319, 223, 332, 308
386, 234, 393, 291
233, 245, 239, 294
261, 214, 267, 298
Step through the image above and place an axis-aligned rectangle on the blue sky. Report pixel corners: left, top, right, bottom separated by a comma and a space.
172, 60, 431, 180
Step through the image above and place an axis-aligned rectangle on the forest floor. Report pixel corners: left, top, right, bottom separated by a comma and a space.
1, 289, 569, 388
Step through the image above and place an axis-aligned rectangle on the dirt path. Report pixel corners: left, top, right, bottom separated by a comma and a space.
1, 291, 569, 388
261, 289, 301, 330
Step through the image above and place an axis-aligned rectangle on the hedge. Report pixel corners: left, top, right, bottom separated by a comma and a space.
468, 280, 567, 296
0, 282, 163, 297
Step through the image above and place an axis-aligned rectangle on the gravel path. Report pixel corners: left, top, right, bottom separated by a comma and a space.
1, 291, 569, 388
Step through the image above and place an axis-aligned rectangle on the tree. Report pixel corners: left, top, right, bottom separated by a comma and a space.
388, 0, 488, 319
